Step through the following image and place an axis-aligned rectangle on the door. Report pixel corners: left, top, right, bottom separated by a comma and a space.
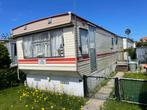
89, 26, 97, 72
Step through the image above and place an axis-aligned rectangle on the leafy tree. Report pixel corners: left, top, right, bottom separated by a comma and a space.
0, 43, 11, 68
136, 42, 147, 47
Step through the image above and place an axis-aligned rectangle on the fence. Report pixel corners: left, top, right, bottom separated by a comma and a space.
84, 75, 147, 105
119, 78, 147, 105
136, 47, 147, 64
83, 75, 117, 100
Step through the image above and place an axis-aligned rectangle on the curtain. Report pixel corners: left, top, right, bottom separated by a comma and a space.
50, 29, 63, 57
23, 36, 32, 58
80, 29, 88, 55
23, 29, 63, 58
32, 32, 50, 57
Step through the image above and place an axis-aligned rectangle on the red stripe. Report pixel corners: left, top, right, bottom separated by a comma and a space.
18, 52, 116, 64
46, 61, 76, 64
18, 58, 76, 64
77, 52, 116, 62
46, 58, 76, 61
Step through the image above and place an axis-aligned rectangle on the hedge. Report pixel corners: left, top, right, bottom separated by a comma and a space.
0, 67, 26, 90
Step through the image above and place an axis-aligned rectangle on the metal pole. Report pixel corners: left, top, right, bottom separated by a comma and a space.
115, 77, 120, 100
83, 75, 88, 97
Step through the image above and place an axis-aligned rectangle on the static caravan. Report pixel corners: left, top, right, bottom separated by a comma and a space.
12, 12, 121, 97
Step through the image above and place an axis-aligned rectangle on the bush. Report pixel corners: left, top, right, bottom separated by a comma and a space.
0, 43, 11, 68
0, 68, 26, 90
125, 48, 136, 59
136, 42, 147, 47
19, 87, 86, 110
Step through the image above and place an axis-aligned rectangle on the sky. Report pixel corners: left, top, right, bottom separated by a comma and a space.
0, 0, 147, 41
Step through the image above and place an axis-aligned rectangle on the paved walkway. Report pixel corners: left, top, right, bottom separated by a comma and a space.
83, 72, 124, 110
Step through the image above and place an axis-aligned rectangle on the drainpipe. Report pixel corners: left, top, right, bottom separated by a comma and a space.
17, 67, 20, 80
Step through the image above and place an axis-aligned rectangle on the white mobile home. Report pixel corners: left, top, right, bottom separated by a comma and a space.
12, 12, 123, 96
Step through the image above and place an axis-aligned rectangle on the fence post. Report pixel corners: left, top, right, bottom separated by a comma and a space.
115, 77, 120, 100
83, 75, 88, 97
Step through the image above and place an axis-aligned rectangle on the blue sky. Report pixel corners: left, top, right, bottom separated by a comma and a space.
0, 0, 147, 41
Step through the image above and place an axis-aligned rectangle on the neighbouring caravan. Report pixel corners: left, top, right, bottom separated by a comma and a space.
12, 12, 126, 96
0, 39, 17, 67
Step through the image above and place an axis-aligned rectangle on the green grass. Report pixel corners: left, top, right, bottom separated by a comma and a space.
0, 86, 28, 110
0, 86, 86, 110
102, 100, 147, 110
124, 73, 147, 80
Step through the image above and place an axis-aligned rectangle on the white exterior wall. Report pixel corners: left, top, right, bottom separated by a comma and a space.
95, 29, 117, 73
76, 18, 117, 76
26, 74, 84, 96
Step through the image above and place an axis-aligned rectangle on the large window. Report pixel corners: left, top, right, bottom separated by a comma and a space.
79, 28, 89, 56
23, 29, 64, 58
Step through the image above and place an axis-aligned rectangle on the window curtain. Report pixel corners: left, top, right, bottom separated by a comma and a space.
23, 29, 63, 58
50, 29, 63, 57
32, 32, 50, 57
23, 36, 32, 58
80, 29, 88, 55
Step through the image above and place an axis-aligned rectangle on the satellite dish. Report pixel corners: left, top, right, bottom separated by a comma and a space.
125, 28, 131, 36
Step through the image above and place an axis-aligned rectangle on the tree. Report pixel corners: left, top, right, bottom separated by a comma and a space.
0, 43, 11, 68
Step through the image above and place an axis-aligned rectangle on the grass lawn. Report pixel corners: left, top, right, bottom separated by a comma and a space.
102, 100, 147, 110
123, 73, 147, 79
0, 86, 86, 110
0, 86, 27, 110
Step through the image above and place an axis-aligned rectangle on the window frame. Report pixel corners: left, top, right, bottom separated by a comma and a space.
79, 28, 89, 57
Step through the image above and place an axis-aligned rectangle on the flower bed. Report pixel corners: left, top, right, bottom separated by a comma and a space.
19, 87, 86, 110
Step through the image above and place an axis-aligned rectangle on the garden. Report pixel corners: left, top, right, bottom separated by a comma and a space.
0, 86, 86, 110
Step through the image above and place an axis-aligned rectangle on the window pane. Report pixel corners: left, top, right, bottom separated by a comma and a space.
50, 29, 63, 57
89, 26, 96, 48
23, 36, 32, 58
80, 29, 88, 55
32, 32, 50, 57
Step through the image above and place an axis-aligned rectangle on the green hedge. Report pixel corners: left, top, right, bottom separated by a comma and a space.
0, 43, 11, 68
125, 48, 136, 59
0, 68, 26, 90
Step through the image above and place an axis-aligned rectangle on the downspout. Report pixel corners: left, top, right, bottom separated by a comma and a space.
17, 67, 20, 80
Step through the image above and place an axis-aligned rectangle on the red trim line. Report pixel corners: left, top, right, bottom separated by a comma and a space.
18, 58, 76, 64
18, 52, 117, 64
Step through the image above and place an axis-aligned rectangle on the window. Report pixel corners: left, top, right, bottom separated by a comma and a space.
112, 38, 114, 46
23, 29, 64, 58
79, 28, 89, 55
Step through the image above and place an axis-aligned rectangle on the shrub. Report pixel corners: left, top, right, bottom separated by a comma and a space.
136, 42, 147, 47
125, 48, 136, 59
19, 87, 86, 110
0, 68, 26, 90
0, 43, 11, 68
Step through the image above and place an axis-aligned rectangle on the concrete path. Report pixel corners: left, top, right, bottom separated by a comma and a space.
83, 72, 124, 110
